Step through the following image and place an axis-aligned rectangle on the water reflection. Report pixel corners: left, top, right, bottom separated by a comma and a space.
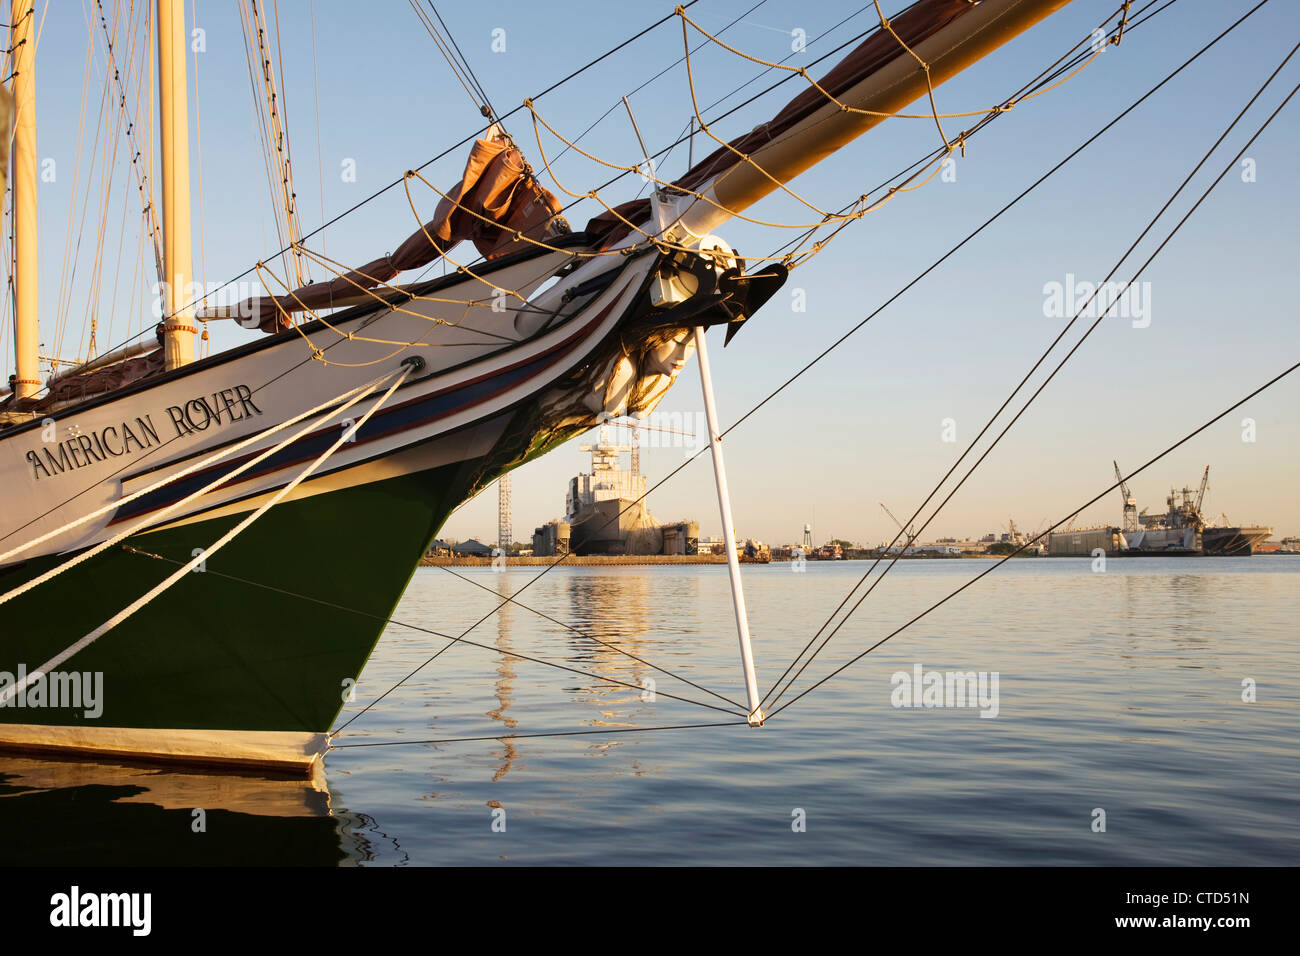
0, 753, 368, 865
562, 572, 658, 723
15, 560, 1293, 866
488, 573, 519, 781
1116, 569, 1216, 668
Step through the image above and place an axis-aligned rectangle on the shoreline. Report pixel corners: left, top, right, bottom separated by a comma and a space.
420, 552, 1294, 567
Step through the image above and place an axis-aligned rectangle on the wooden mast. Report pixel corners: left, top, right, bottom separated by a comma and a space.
156, 0, 195, 368
9, 2, 38, 401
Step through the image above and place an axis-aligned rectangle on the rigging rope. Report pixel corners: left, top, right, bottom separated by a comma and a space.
0, 365, 411, 708
429, 2, 498, 121
0, 369, 403, 567
547, 0, 772, 169
768, 355, 1300, 720
92, 0, 163, 287
0, 369, 406, 608
409, 0, 491, 120
350, 0, 1235, 722
763, 44, 1300, 714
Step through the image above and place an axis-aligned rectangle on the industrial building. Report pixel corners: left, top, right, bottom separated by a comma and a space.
532, 424, 699, 557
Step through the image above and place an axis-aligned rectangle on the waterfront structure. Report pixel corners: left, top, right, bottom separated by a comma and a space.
1048, 465, 1272, 556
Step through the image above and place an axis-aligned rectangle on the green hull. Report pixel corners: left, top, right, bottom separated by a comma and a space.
0, 458, 470, 735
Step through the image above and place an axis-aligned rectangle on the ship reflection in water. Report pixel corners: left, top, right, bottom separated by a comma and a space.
0, 755, 382, 865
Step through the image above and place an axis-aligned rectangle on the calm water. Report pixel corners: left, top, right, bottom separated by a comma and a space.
3, 557, 1298, 865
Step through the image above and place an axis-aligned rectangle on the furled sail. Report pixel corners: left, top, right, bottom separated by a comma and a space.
238, 125, 569, 332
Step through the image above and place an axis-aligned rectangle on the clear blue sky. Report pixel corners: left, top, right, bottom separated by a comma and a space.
11, 0, 1299, 545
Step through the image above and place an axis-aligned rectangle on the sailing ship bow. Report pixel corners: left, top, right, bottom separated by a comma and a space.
0, 0, 1079, 771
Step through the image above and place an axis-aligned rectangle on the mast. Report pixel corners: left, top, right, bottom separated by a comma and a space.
156, 0, 195, 368
9, 2, 38, 401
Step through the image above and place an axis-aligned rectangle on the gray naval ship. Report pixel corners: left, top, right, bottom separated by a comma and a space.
1048, 464, 1272, 557
1119, 465, 1272, 556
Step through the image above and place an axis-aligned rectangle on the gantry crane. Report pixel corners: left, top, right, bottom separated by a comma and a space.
1113, 460, 1139, 532
1194, 465, 1210, 517
606, 416, 697, 485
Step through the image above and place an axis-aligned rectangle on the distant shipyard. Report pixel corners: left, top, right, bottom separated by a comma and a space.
426, 442, 1283, 563
1045, 463, 1273, 557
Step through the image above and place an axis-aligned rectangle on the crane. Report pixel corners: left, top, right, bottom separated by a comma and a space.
605, 416, 697, 485
880, 502, 917, 549
1027, 517, 1050, 547
1113, 460, 1139, 532
1194, 465, 1210, 515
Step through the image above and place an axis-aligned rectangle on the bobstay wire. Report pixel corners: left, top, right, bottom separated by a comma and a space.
112, 545, 749, 718
326, 0, 1291, 748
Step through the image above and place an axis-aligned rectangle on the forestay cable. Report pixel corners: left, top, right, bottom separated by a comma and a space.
768, 356, 1300, 720
763, 33, 1300, 713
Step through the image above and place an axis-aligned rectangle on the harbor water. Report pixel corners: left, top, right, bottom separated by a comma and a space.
3, 557, 1298, 865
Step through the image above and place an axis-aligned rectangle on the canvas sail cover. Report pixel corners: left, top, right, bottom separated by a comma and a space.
241, 126, 568, 332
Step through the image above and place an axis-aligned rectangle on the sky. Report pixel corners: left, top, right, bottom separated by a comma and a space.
7, 0, 1299, 547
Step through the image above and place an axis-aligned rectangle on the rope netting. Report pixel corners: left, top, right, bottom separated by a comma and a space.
240, 1, 1134, 369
